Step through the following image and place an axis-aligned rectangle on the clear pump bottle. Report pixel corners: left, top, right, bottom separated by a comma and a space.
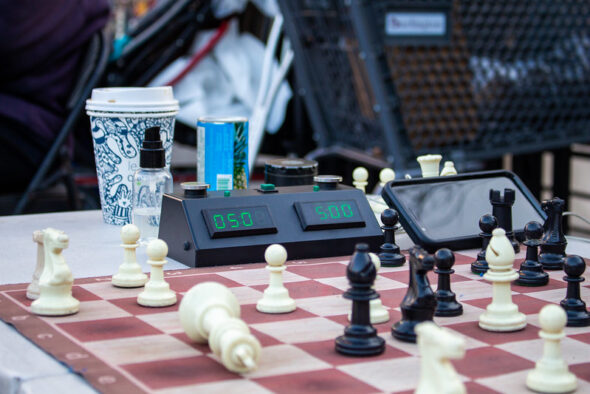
132, 127, 172, 243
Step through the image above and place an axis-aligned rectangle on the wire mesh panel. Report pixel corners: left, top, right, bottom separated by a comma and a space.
280, 0, 590, 168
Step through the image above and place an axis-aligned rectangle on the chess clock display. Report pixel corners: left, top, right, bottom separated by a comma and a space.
158, 183, 382, 267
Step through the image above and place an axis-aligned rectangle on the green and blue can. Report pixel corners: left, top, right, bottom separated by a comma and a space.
197, 117, 249, 191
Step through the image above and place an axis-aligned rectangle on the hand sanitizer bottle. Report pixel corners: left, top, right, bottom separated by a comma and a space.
132, 127, 172, 243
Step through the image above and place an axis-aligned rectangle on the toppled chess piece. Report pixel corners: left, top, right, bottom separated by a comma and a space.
379, 209, 405, 267
336, 243, 385, 356
392, 246, 437, 343
526, 304, 577, 393
490, 188, 519, 253
516, 221, 548, 286
439, 161, 458, 176
137, 239, 177, 307
415, 322, 466, 394
471, 214, 498, 274
560, 255, 590, 327
112, 224, 148, 288
417, 154, 442, 178
31, 228, 79, 316
26, 230, 45, 300
352, 166, 369, 193
256, 244, 296, 314
434, 248, 463, 317
479, 228, 526, 332
539, 197, 567, 270
180, 282, 261, 373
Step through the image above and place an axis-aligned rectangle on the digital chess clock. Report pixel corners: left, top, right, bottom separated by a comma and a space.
158, 180, 382, 267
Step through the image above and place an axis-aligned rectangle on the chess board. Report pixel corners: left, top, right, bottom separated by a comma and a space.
1, 251, 590, 394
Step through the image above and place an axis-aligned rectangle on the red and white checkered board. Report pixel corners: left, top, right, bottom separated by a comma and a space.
1, 250, 590, 394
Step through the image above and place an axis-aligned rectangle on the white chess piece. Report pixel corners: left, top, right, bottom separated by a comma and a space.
349, 253, 389, 324
256, 244, 296, 313
137, 239, 177, 307
180, 282, 261, 373
31, 228, 79, 316
526, 304, 577, 393
352, 167, 369, 193
379, 168, 395, 188
415, 322, 466, 394
26, 230, 45, 300
112, 224, 148, 288
417, 154, 442, 178
440, 161, 458, 176
478, 228, 526, 332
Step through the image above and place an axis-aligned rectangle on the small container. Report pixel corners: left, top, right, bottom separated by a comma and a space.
197, 117, 248, 191
132, 127, 173, 243
264, 158, 318, 186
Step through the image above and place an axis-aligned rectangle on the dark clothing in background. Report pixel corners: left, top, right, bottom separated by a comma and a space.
0, 0, 110, 192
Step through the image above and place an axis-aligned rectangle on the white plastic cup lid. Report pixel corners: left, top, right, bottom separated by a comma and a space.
86, 87, 179, 113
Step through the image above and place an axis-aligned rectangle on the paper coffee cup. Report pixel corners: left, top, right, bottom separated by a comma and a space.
86, 87, 179, 225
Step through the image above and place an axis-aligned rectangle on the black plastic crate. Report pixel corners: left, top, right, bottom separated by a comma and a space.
280, 0, 590, 169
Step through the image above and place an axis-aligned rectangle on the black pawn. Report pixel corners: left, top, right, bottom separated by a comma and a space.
434, 248, 463, 317
392, 246, 437, 343
516, 221, 549, 286
335, 243, 386, 356
539, 198, 567, 270
490, 188, 519, 253
379, 209, 405, 267
471, 214, 498, 274
560, 255, 590, 327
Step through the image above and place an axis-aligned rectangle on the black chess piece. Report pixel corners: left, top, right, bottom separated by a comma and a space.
471, 214, 498, 275
560, 255, 590, 327
379, 209, 405, 267
490, 189, 519, 253
392, 246, 437, 343
539, 197, 567, 270
516, 221, 549, 286
434, 248, 463, 317
335, 243, 386, 356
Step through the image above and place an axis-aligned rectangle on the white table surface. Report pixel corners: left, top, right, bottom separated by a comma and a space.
0, 210, 588, 393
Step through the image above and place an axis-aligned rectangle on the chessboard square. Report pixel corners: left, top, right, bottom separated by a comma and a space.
155, 379, 272, 394
477, 368, 590, 394
379, 288, 411, 309
254, 367, 380, 394
244, 344, 331, 379
448, 321, 541, 346
109, 294, 182, 316
453, 347, 534, 379
496, 337, 590, 365
5, 289, 34, 307
453, 263, 485, 280
338, 356, 424, 393
229, 286, 263, 305
296, 339, 410, 367
79, 281, 145, 300
512, 277, 567, 293
286, 262, 348, 279
40, 300, 131, 323
137, 311, 183, 334
295, 295, 351, 317
252, 317, 344, 344
57, 316, 162, 342
85, 334, 201, 364
250, 328, 284, 347
525, 286, 590, 304
170, 332, 212, 353
166, 273, 242, 293
435, 302, 487, 327
318, 275, 407, 293
123, 355, 236, 390
570, 332, 590, 345
240, 303, 317, 325
571, 362, 590, 384
252, 280, 342, 299
451, 280, 494, 302
454, 250, 479, 263
217, 267, 308, 286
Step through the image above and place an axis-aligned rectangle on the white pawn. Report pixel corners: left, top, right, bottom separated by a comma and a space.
137, 239, 177, 307
256, 244, 296, 314
415, 322, 466, 394
526, 304, 577, 393
417, 154, 442, 178
31, 228, 79, 316
352, 166, 369, 193
479, 228, 526, 332
26, 230, 45, 300
180, 282, 261, 373
379, 168, 396, 188
112, 224, 148, 288
348, 253, 389, 324
440, 161, 458, 176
